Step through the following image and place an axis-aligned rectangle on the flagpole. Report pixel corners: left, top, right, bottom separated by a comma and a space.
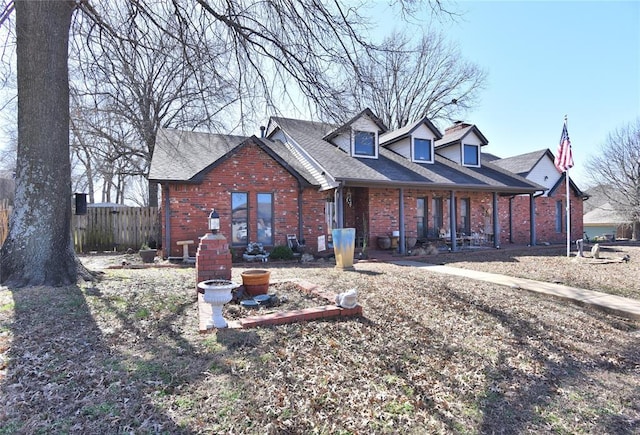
565, 115, 571, 257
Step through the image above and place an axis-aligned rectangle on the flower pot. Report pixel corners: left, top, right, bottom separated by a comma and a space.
139, 249, 157, 263
377, 236, 391, 250
332, 228, 355, 270
241, 269, 271, 296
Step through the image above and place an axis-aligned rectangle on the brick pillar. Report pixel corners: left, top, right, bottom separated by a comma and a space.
196, 233, 232, 290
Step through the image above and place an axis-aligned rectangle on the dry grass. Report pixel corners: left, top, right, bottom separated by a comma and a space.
0, 245, 639, 434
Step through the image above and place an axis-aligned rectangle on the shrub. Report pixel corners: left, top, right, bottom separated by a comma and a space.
269, 245, 294, 260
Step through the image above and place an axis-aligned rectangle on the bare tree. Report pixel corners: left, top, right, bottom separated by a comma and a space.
340, 31, 487, 129
585, 119, 640, 240
70, 1, 241, 207
1, 0, 77, 286
1, 0, 449, 286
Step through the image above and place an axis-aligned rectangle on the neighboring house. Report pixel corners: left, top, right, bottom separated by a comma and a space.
582, 186, 633, 240
149, 109, 582, 258
490, 149, 586, 244
583, 202, 630, 240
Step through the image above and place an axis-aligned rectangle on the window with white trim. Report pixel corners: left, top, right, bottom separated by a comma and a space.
413, 138, 433, 162
353, 130, 376, 157
463, 144, 480, 166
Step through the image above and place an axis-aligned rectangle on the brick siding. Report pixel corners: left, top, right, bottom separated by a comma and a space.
162, 144, 583, 256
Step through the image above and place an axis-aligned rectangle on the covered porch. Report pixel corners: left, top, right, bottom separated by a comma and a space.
326, 184, 539, 255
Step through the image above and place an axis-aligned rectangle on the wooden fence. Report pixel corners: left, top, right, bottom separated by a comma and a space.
0, 199, 11, 248
72, 207, 160, 252
0, 204, 160, 253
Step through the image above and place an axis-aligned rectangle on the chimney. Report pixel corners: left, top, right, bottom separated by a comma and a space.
445, 120, 471, 133
260, 126, 266, 138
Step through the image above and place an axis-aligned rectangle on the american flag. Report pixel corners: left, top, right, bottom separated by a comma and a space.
554, 121, 573, 172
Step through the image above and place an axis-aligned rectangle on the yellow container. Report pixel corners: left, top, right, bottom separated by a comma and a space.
332, 228, 356, 270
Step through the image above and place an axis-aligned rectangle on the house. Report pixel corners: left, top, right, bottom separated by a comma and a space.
582, 186, 632, 240
583, 203, 629, 240
490, 149, 586, 244
149, 109, 583, 258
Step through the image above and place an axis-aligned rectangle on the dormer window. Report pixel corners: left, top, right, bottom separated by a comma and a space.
463, 143, 480, 166
413, 138, 433, 163
353, 130, 376, 157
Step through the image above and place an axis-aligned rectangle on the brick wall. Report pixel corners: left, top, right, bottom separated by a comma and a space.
500, 177, 584, 244
358, 187, 582, 248
497, 180, 583, 245
160, 142, 583, 256
161, 141, 327, 257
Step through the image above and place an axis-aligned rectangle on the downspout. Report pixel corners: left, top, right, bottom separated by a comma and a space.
508, 196, 514, 244
337, 184, 344, 229
449, 190, 457, 251
163, 183, 171, 259
298, 185, 304, 244
399, 188, 405, 255
529, 193, 536, 246
492, 192, 500, 248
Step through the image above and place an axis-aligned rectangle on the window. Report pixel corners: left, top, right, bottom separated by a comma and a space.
460, 198, 471, 235
354, 130, 376, 156
463, 144, 479, 166
413, 138, 433, 162
257, 193, 273, 245
417, 198, 428, 238
555, 200, 563, 233
433, 197, 443, 234
231, 192, 248, 245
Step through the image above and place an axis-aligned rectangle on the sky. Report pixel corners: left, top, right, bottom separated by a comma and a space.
1, 0, 637, 194
371, 0, 640, 189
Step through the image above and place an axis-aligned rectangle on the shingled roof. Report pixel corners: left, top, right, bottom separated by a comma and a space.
150, 116, 546, 195
490, 149, 553, 177
149, 128, 317, 186
379, 116, 443, 146
435, 122, 489, 148
270, 117, 543, 193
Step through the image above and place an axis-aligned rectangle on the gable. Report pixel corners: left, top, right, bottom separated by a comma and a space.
327, 114, 383, 158
492, 149, 560, 195
149, 129, 317, 186
149, 129, 248, 182
383, 123, 440, 163
436, 130, 484, 166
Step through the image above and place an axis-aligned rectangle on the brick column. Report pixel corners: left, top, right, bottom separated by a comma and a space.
195, 233, 232, 290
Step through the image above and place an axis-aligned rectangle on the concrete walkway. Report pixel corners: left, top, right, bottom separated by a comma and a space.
392, 260, 640, 320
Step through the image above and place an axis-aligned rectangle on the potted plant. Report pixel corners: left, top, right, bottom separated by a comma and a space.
139, 243, 157, 263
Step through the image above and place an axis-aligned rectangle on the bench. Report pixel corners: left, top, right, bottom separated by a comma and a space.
177, 240, 195, 262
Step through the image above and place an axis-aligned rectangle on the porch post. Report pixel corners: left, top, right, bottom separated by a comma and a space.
399, 188, 405, 255
449, 190, 457, 251
529, 193, 536, 246
337, 185, 344, 229
492, 192, 500, 248
163, 183, 171, 259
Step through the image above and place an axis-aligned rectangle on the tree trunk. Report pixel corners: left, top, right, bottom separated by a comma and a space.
0, 1, 77, 286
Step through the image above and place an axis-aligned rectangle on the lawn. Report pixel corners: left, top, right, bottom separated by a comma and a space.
0, 245, 638, 433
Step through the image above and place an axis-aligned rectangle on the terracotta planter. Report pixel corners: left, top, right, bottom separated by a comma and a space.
241, 269, 271, 296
